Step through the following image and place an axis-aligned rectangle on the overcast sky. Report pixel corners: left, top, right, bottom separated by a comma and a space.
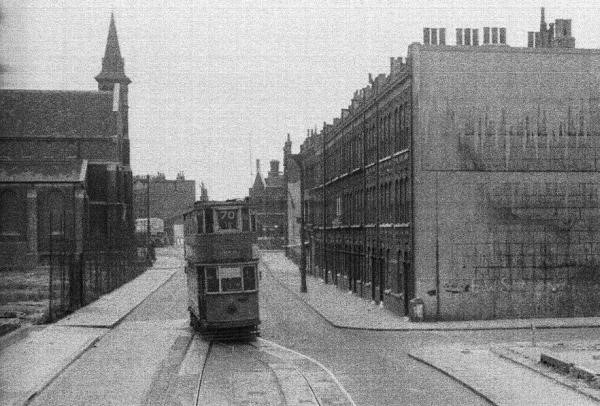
2, 0, 600, 199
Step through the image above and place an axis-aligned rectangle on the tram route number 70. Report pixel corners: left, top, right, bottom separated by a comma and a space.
216, 209, 238, 230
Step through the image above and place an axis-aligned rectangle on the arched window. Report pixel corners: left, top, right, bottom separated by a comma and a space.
0, 189, 25, 238
45, 191, 65, 236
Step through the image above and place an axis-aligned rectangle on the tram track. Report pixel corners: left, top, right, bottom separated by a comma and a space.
241, 341, 321, 406
194, 339, 213, 406
193, 338, 353, 406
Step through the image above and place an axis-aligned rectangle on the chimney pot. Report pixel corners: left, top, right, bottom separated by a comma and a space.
456, 28, 463, 45
472, 28, 479, 46
423, 27, 430, 45
439, 28, 446, 45
492, 27, 499, 44
483, 27, 490, 44
431, 28, 438, 45
464, 28, 471, 46
499, 27, 506, 44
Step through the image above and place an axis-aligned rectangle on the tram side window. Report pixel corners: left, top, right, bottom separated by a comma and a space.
220, 267, 242, 292
205, 267, 219, 292
205, 209, 214, 234
243, 266, 256, 291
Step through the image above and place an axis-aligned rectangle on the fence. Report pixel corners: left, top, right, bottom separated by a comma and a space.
0, 236, 147, 325
45, 245, 146, 322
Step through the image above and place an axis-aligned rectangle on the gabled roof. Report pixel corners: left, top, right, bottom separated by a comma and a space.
251, 171, 264, 192
0, 89, 118, 137
0, 160, 87, 183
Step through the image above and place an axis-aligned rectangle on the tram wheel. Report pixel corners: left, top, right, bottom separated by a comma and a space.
189, 310, 200, 330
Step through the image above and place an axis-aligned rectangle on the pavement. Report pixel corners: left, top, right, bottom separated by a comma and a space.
260, 251, 600, 331
262, 251, 600, 405
408, 344, 600, 406
0, 251, 181, 406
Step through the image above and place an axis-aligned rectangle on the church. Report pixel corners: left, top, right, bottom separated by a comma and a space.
0, 14, 135, 268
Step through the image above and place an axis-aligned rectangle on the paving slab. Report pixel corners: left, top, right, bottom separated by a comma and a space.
55, 267, 178, 328
0, 325, 106, 406
261, 251, 600, 331
409, 345, 600, 406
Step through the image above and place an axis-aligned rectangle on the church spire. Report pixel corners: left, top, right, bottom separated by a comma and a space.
95, 13, 131, 91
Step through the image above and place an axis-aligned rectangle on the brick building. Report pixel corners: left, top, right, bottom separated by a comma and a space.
132, 172, 196, 242
283, 134, 302, 262
0, 14, 134, 267
248, 159, 287, 248
297, 9, 600, 321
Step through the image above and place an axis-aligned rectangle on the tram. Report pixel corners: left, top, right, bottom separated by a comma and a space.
183, 199, 260, 340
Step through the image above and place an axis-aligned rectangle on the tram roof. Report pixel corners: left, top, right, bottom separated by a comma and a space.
189, 198, 250, 211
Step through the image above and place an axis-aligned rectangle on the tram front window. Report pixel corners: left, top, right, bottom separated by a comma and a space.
243, 266, 256, 290
206, 267, 219, 292
220, 267, 242, 292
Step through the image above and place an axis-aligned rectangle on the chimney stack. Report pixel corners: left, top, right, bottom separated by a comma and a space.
439, 28, 446, 45
492, 27, 499, 44
464, 28, 471, 45
423, 27, 431, 45
456, 28, 463, 45
431, 28, 438, 45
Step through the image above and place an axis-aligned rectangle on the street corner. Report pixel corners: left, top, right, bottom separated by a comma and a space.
408, 342, 600, 406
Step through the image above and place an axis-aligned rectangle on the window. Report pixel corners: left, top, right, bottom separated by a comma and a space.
242, 208, 250, 231
243, 266, 256, 290
204, 209, 214, 233
205, 267, 219, 292
196, 211, 203, 233
0, 189, 25, 237
219, 267, 242, 292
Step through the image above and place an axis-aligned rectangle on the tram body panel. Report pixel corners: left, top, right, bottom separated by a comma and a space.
204, 292, 259, 326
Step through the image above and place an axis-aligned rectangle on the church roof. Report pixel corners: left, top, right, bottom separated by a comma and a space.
0, 89, 118, 138
95, 13, 130, 85
0, 160, 87, 183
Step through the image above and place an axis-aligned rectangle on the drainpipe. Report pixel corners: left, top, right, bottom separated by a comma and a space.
322, 127, 328, 284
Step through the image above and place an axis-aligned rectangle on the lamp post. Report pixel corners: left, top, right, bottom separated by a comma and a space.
146, 174, 151, 262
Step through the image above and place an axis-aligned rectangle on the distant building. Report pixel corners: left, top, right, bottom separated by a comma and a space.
248, 159, 286, 248
0, 14, 134, 267
133, 172, 196, 243
298, 8, 600, 321
283, 134, 302, 263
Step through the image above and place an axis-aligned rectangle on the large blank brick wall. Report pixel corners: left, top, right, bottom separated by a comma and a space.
412, 44, 600, 320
